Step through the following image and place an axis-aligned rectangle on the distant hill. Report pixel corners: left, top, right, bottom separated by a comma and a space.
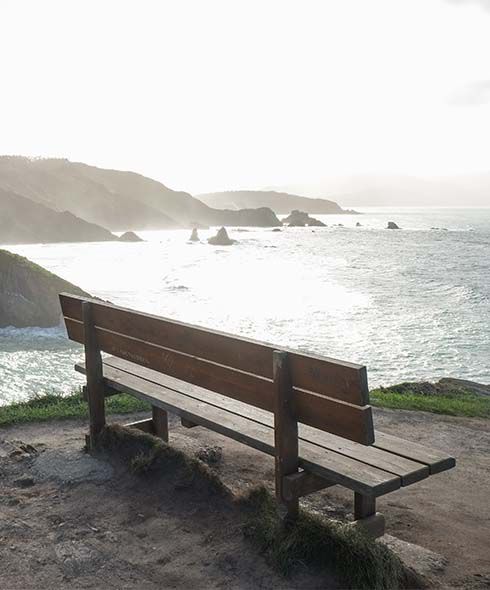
0, 189, 117, 245
0, 157, 281, 229
278, 173, 490, 207
0, 157, 179, 230
197, 190, 356, 214
0, 249, 90, 327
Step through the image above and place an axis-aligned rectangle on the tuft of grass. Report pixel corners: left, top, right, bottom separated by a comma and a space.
371, 388, 490, 419
0, 390, 150, 427
97, 424, 231, 496
240, 487, 422, 590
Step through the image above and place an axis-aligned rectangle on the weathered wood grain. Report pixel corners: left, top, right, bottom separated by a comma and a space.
273, 351, 299, 518
373, 431, 456, 474
60, 293, 369, 405
86, 357, 429, 484
82, 302, 105, 448
66, 318, 374, 444
152, 406, 169, 442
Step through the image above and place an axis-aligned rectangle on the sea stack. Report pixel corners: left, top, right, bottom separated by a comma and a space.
189, 228, 199, 242
387, 221, 400, 230
208, 227, 236, 245
283, 210, 326, 227
118, 231, 144, 242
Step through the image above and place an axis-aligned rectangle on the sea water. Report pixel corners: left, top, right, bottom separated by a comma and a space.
1, 207, 489, 404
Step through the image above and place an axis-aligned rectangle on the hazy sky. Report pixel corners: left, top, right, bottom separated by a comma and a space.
1, 0, 489, 194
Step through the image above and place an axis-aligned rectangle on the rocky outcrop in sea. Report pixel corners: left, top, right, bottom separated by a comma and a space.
283, 210, 326, 227
208, 227, 236, 246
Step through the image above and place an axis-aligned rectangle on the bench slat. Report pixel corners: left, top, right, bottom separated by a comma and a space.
373, 432, 455, 475
76, 361, 400, 496
94, 357, 430, 486
60, 293, 369, 405
66, 317, 374, 444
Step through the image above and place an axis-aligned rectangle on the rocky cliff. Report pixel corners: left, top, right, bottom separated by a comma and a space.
0, 249, 90, 327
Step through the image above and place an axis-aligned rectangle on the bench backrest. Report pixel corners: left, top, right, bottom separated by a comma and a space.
60, 293, 374, 445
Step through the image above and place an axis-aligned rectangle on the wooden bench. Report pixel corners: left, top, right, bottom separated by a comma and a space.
60, 293, 455, 537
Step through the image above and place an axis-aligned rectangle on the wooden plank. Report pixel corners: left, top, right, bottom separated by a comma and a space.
297, 425, 428, 485
82, 302, 106, 448
152, 406, 169, 442
67, 320, 374, 444
76, 362, 401, 496
273, 351, 299, 519
90, 357, 428, 484
282, 471, 334, 501
373, 431, 456, 475
60, 293, 369, 405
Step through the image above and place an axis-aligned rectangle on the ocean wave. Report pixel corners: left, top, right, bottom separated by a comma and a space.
0, 324, 66, 340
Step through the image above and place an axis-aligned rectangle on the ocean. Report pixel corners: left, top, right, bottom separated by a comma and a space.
1, 207, 489, 405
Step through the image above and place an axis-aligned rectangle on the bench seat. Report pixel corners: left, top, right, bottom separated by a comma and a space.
76, 356, 454, 498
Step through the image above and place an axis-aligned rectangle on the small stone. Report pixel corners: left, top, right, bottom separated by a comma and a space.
195, 445, 223, 465
14, 476, 35, 488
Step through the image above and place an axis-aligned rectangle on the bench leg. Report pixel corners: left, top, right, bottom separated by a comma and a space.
152, 406, 169, 442
352, 493, 385, 538
82, 302, 106, 450
273, 351, 299, 522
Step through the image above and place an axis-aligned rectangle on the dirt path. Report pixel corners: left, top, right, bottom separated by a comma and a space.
1, 408, 489, 589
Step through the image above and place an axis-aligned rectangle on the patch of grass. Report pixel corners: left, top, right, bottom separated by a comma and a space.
371, 388, 490, 419
97, 424, 230, 496
0, 390, 150, 427
240, 487, 421, 590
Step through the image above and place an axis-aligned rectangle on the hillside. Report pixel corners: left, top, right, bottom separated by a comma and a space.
0, 157, 178, 230
0, 157, 281, 229
196, 190, 355, 214
0, 249, 90, 327
0, 189, 117, 245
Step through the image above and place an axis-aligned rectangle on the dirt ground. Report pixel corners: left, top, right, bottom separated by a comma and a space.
1, 407, 489, 589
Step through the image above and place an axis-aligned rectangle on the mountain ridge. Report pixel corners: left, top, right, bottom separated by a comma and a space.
0, 157, 281, 230
197, 190, 356, 215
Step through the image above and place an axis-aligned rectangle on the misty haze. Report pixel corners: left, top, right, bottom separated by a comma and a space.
0, 1, 489, 589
